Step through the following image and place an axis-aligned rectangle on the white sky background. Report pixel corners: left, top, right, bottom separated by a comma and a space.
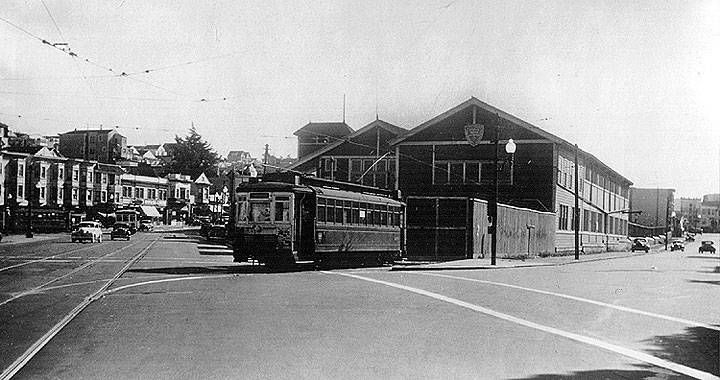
1, 0, 718, 198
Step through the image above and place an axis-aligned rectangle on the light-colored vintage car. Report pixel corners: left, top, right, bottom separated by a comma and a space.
71, 221, 104, 243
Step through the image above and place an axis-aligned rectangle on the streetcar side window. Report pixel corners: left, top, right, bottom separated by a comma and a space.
351, 202, 359, 224
317, 198, 326, 223
274, 196, 290, 222
344, 201, 352, 225
326, 199, 335, 223
381, 205, 388, 226
335, 201, 344, 224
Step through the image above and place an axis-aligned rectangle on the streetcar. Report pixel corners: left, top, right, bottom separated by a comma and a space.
115, 209, 140, 234
231, 175, 405, 267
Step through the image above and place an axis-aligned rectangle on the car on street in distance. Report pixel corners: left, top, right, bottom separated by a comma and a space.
139, 219, 154, 232
206, 223, 227, 241
670, 239, 685, 251
698, 241, 716, 254
631, 237, 650, 252
111, 223, 132, 241
71, 221, 104, 243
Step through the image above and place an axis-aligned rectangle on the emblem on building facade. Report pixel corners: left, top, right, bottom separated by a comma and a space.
464, 124, 485, 146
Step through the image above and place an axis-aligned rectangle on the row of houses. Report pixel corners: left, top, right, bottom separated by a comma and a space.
0, 124, 221, 231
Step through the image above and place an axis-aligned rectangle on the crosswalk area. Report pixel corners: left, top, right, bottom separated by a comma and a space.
196, 243, 234, 256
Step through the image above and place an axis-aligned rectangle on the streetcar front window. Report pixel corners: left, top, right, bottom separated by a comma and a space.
250, 201, 271, 222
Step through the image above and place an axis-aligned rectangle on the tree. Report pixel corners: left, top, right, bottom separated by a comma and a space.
166, 127, 220, 178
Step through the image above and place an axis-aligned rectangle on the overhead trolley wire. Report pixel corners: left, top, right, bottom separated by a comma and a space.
0, 13, 233, 103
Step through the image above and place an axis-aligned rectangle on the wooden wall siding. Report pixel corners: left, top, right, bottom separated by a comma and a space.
405, 196, 554, 260
293, 126, 401, 173
397, 145, 433, 193
554, 184, 630, 253
406, 106, 546, 143
398, 143, 555, 212
495, 204, 555, 257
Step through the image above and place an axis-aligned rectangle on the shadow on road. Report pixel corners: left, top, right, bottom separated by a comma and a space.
684, 255, 720, 260
508, 368, 666, 379
127, 265, 312, 275
127, 260, 387, 275
508, 325, 719, 379
688, 279, 720, 286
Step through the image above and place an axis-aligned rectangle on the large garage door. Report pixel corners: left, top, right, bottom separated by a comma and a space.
406, 197, 469, 260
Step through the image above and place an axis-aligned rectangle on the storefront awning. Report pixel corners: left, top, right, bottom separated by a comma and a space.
139, 205, 162, 217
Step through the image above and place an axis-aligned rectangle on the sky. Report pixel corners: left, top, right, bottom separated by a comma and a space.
1, 0, 719, 198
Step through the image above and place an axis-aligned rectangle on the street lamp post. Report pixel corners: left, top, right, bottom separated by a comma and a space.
490, 127, 516, 266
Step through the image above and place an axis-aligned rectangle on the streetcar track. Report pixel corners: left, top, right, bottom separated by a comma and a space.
0, 237, 159, 380
0, 238, 151, 307
0, 240, 122, 273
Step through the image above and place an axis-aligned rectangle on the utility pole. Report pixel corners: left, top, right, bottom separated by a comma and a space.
665, 196, 670, 250
263, 144, 269, 175
26, 159, 33, 238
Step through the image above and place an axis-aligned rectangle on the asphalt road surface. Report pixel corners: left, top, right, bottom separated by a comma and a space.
1, 232, 718, 379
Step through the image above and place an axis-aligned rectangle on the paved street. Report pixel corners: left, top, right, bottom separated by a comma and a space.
1, 233, 718, 379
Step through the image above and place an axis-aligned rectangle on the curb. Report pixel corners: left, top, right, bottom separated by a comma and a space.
391, 249, 664, 271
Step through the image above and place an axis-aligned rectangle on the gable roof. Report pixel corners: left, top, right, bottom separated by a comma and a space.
61, 129, 118, 135
194, 172, 211, 185
293, 122, 354, 138
288, 119, 406, 170
390, 97, 632, 185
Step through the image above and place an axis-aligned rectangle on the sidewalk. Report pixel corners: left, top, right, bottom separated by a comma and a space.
152, 225, 201, 233
392, 249, 661, 271
0, 233, 60, 246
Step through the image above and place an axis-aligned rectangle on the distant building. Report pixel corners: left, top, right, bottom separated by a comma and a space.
699, 193, 720, 232
294, 122, 353, 159
59, 129, 127, 164
0, 123, 9, 148
289, 119, 405, 189
227, 150, 252, 163
628, 188, 675, 236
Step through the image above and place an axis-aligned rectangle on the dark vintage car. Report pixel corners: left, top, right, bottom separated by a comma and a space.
698, 241, 716, 254
138, 219, 154, 232
631, 238, 650, 253
206, 223, 227, 241
670, 239, 685, 251
111, 223, 132, 241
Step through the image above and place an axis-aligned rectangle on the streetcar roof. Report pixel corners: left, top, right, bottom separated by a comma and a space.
236, 181, 403, 206
310, 186, 404, 206
236, 181, 313, 193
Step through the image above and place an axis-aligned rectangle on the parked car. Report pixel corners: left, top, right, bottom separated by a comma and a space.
631, 238, 650, 252
698, 241, 716, 254
71, 221, 103, 243
670, 239, 685, 251
139, 219, 154, 232
206, 223, 227, 241
111, 223, 132, 241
